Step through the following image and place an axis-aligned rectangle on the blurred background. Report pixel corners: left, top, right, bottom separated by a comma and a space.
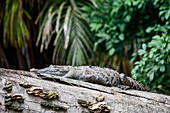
0, 0, 169, 94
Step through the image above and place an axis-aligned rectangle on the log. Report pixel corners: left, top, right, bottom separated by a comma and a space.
0, 68, 169, 113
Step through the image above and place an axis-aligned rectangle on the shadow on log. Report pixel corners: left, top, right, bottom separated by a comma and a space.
0, 68, 170, 113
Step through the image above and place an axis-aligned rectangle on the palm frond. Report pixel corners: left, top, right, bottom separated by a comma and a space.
36, 0, 94, 65
55, 2, 66, 33
64, 6, 71, 49
3, 0, 31, 48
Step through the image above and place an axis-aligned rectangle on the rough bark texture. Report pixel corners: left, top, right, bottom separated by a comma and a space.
0, 68, 170, 113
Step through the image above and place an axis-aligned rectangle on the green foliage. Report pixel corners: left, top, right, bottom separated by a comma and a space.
3, 0, 31, 48
83, 0, 170, 94
83, 0, 159, 56
83, 0, 170, 55
36, 0, 93, 65
131, 31, 170, 94
131, 0, 170, 94
154, 0, 170, 22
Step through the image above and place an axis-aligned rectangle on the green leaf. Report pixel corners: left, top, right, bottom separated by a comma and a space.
132, 52, 137, 57
94, 38, 105, 51
149, 72, 154, 81
160, 60, 164, 64
36, 0, 94, 66
53, 27, 63, 45
56, 2, 66, 33
157, 85, 163, 89
106, 44, 113, 50
63, 6, 71, 49
81, 6, 91, 11
130, 57, 136, 63
119, 33, 124, 41
109, 48, 115, 56
134, 61, 140, 65
152, 35, 161, 40
138, 49, 146, 55
96, 33, 110, 39
124, 15, 131, 22
165, 10, 170, 20
119, 24, 125, 32
3, 0, 30, 48
168, 56, 170, 62
23, 9, 32, 20
160, 65, 165, 72
90, 23, 102, 31
146, 27, 153, 33
142, 43, 147, 50
167, 43, 170, 50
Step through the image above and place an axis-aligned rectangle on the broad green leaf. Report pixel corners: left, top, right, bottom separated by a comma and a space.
157, 85, 163, 89
165, 10, 170, 20
90, 23, 102, 31
106, 44, 112, 50
138, 49, 146, 55
119, 23, 125, 32
81, 6, 91, 11
119, 33, 124, 41
96, 33, 110, 39
167, 43, 170, 50
134, 61, 140, 65
142, 43, 147, 50
160, 65, 165, 72
152, 35, 161, 40
124, 15, 131, 22
160, 60, 164, 64
146, 27, 153, 33
149, 72, 154, 81
109, 48, 115, 56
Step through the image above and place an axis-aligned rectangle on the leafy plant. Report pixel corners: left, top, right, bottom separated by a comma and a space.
82, 0, 159, 56
131, 31, 170, 94
3, 0, 31, 48
82, 0, 163, 75
82, 0, 170, 94
36, 0, 93, 65
131, 0, 170, 94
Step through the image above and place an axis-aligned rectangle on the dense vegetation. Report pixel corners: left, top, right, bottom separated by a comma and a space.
0, 0, 169, 94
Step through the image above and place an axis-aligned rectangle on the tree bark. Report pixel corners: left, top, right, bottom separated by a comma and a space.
0, 68, 169, 113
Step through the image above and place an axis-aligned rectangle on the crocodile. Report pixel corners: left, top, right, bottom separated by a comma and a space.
30, 65, 150, 91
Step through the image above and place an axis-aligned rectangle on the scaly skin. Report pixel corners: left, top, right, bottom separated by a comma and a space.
30, 65, 150, 91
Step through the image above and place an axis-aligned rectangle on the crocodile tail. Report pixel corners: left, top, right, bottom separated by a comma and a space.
120, 73, 150, 91
126, 77, 150, 91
